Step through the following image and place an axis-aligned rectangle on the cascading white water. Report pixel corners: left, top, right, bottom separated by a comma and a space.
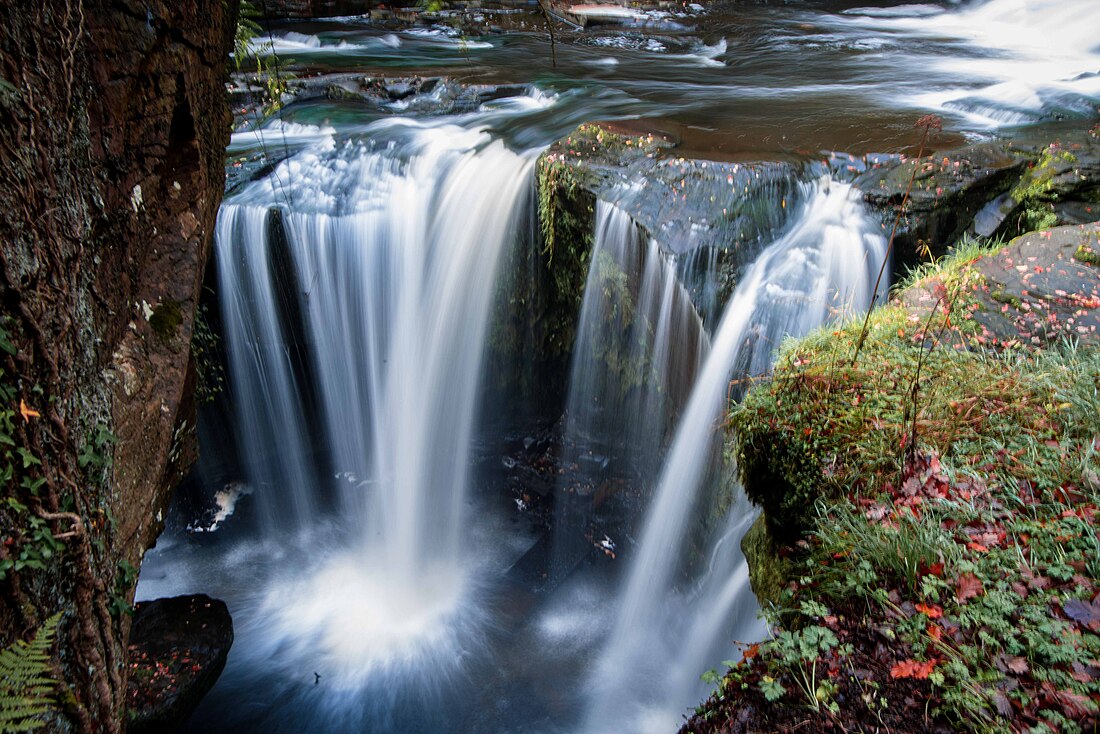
563, 201, 707, 468
836, 0, 1100, 127
583, 178, 888, 732
551, 200, 708, 581
215, 121, 538, 684
217, 206, 320, 535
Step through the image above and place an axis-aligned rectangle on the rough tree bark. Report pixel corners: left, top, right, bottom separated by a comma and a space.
0, 1, 235, 731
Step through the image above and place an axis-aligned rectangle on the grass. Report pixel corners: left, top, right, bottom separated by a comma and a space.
708, 248, 1100, 733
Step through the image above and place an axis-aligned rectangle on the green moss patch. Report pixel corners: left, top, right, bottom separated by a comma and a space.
149, 300, 183, 342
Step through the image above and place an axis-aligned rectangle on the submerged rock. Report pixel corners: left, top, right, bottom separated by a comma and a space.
126, 595, 233, 734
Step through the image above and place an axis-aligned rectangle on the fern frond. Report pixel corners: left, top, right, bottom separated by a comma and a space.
0, 613, 61, 734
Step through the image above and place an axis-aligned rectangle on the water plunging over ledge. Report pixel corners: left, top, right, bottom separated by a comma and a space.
164, 123, 543, 730
132, 0, 1099, 728
581, 177, 886, 732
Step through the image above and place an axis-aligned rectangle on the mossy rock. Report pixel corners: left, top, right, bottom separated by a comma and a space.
732, 421, 824, 543
149, 300, 183, 342
740, 513, 794, 607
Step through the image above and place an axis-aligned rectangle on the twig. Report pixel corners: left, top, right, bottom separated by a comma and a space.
536, 0, 558, 69
852, 115, 942, 365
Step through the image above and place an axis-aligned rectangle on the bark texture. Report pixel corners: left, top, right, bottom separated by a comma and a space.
0, 0, 234, 730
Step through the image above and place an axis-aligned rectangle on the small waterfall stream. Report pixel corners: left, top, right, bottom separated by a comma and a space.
583, 178, 887, 732
552, 201, 707, 581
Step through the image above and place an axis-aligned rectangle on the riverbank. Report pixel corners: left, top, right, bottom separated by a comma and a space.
682, 223, 1100, 733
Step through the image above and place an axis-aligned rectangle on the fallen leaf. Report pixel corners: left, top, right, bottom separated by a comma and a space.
1063, 598, 1100, 627
956, 573, 984, 603
919, 561, 945, 578
890, 659, 937, 679
915, 603, 943, 619
865, 504, 889, 522
19, 399, 39, 422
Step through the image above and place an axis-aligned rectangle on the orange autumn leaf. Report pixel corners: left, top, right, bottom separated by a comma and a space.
915, 603, 943, 619
742, 643, 760, 660
926, 624, 943, 641
19, 399, 40, 422
890, 658, 937, 679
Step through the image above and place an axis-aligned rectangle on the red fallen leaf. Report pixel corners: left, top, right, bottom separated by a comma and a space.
973, 530, 1004, 547
926, 624, 943, 641
890, 659, 937, 679
1071, 661, 1100, 682
915, 603, 943, 619
967, 542, 989, 553
742, 643, 760, 660
1044, 684, 1094, 719
956, 573, 984, 603
919, 561, 945, 578
901, 476, 922, 497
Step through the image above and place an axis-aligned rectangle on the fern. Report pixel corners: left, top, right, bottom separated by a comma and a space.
0, 614, 60, 733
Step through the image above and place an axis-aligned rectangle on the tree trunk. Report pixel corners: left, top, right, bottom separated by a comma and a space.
0, 1, 235, 730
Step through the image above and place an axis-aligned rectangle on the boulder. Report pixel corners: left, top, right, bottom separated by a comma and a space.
854, 141, 1027, 269
126, 595, 233, 734
900, 223, 1100, 349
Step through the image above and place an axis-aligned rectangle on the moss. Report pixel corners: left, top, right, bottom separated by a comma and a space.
1075, 243, 1100, 266
1011, 145, 1078, 232
732, 419, 825, 543
484, 146, 596, 407
741, 514, 794, 607
149, 300, 183, 342
989, 288, 1022, 308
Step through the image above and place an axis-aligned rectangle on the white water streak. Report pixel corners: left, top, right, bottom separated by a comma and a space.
584, 178, 887, 732
216, 124, 537, 676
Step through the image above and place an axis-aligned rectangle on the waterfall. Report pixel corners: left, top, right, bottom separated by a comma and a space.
214, 122, 538, 686
549, 201, 708, 581
583, 178, 888, 732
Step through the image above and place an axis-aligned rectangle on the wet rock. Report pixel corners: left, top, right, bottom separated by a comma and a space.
126, 595, 233, 734
539, 122, 809, 325
899, 222, 1100, 349
854, 128, 1100, 270
854, 141, 1028, 269
994, 132, 1100, 237
969, 223, 1100, 349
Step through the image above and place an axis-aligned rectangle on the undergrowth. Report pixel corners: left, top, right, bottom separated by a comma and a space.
709, 247, 1100, 733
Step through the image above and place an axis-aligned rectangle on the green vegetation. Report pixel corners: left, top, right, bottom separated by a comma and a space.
233, 0, 287, 115
0, 318, 63, 582
149, 300, 182, 342
192, 300, 226, 404
1011, 144, 1079, 232
0, 614, 61, 733
703, 245, 1100, 732
1075, 243, 1100, 267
